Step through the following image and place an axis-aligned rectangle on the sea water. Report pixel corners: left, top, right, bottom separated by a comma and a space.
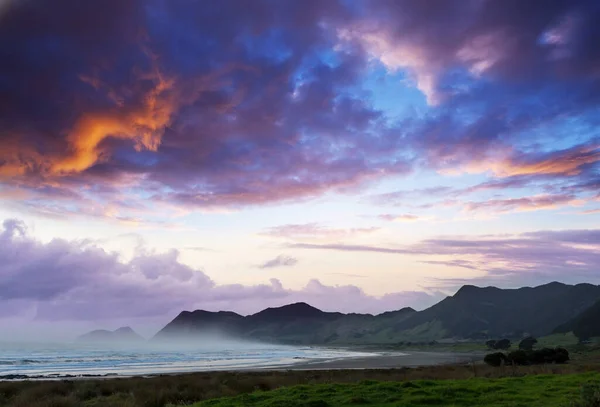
0, 342, 376, 378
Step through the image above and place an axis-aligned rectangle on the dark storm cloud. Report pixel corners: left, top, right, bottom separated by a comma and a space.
0, 0, 599, 216
342, 0, 600, 176
0, 0, 410, 213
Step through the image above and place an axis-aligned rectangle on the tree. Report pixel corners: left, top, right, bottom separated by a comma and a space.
518, 336, 538, 351
507, 350, 530, 365
553, 347, 570, 364
485, 340, 497, 349
530, 348, 570, 364
495, 338, 511, 350
484, 352, 507, 367
485, 347, 570, 368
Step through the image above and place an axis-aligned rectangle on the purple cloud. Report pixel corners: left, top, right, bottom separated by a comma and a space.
258, 255, 298, 269
293, 228, 600, 288
261, 223, 380, 241
0, 219, 440, 323
290, 243, 411, 255
378, 214, 423, 222
463, 193, 583, 214
0, 0, 598, 220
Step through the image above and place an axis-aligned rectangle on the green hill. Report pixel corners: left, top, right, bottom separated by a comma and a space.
554, 297, 600, 341
154, 282, 600, 344
392, 282, 600, 340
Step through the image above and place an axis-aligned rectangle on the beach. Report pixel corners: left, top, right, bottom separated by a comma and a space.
0, 344, 483, 380
286, 351, 482, 370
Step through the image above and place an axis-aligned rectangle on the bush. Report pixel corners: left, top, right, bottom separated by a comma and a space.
554, 347, 570, 364
570, 382, 600, 407
518, 336, 538, 351
495, 339, 512, 350
485, 338, 511, 350
484, 352, 507, 367
486, 347, 569, 367
507, 350, 530, 366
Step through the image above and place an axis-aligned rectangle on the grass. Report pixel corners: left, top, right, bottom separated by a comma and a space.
538, 333, 580, 348
2, 363, 600, 407
186, 373, 600, 407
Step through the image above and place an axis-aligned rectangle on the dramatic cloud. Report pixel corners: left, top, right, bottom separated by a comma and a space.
258, 255, 298, 269
1, 0, 599, 334
0, 0, 598, 220
0, 219, 440, 322
341, 0, 600, 105
0, 0, 411, 216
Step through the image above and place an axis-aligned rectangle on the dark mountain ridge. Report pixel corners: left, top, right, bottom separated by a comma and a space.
154, 302, 417, 344
391, 282, 600, 339
154, 282, 600, 344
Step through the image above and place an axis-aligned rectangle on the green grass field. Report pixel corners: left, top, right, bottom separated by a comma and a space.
185, 373, 600, 407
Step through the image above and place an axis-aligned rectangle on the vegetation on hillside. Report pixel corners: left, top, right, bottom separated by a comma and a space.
185, 373, 600, 407
154, 283, 600, 345
486, 339, 512, 350
2, 363, 600, 407
555, 298, 600, 342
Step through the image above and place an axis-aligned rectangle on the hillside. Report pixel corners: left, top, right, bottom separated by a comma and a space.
154, 310, 245, 341
554, 297, 600, 341
392, 282, 600, 340
78, 327, 144, 343
154, 302, 416, 344
154, 283, 600, 344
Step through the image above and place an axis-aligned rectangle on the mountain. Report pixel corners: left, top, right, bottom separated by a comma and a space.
154, 302, 416, 344
154, 283, 600, 344
154, 310, 245, 341
78, 327, 144, 343
553, 297, 600, 341
391, 282, 600, 340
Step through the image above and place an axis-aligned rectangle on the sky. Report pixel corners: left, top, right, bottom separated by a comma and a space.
0, 0, 599, 339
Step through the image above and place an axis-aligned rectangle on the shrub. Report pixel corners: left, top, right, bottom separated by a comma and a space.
518, 336, 538, 351
485, 338, 511, 350
554, 347, 570, 364
507, 350, 530, 366
495, 339, 512, 350
486, 347, 569, 367
570, 382, 600, 407
484, 352, 507, 367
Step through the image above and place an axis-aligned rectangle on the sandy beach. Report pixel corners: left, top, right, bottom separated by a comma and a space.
286, 351, 483, 370
0, 350, 484, 380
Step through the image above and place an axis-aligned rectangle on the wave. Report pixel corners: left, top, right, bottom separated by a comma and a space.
0, 359, 43, 365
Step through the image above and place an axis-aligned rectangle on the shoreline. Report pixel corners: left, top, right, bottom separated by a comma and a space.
0, 351, 483, 381
285, 351, 482, 370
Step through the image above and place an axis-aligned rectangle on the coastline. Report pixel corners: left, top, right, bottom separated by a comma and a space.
284, 351, 482, 370
0, 350, 483, 380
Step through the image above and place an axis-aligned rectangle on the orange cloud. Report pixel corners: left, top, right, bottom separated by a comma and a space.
52, 73, 175, 174
491, 147, 600, 177
451, 145, 600, 178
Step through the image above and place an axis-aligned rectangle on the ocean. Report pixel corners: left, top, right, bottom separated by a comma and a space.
0, 342, 376, 378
